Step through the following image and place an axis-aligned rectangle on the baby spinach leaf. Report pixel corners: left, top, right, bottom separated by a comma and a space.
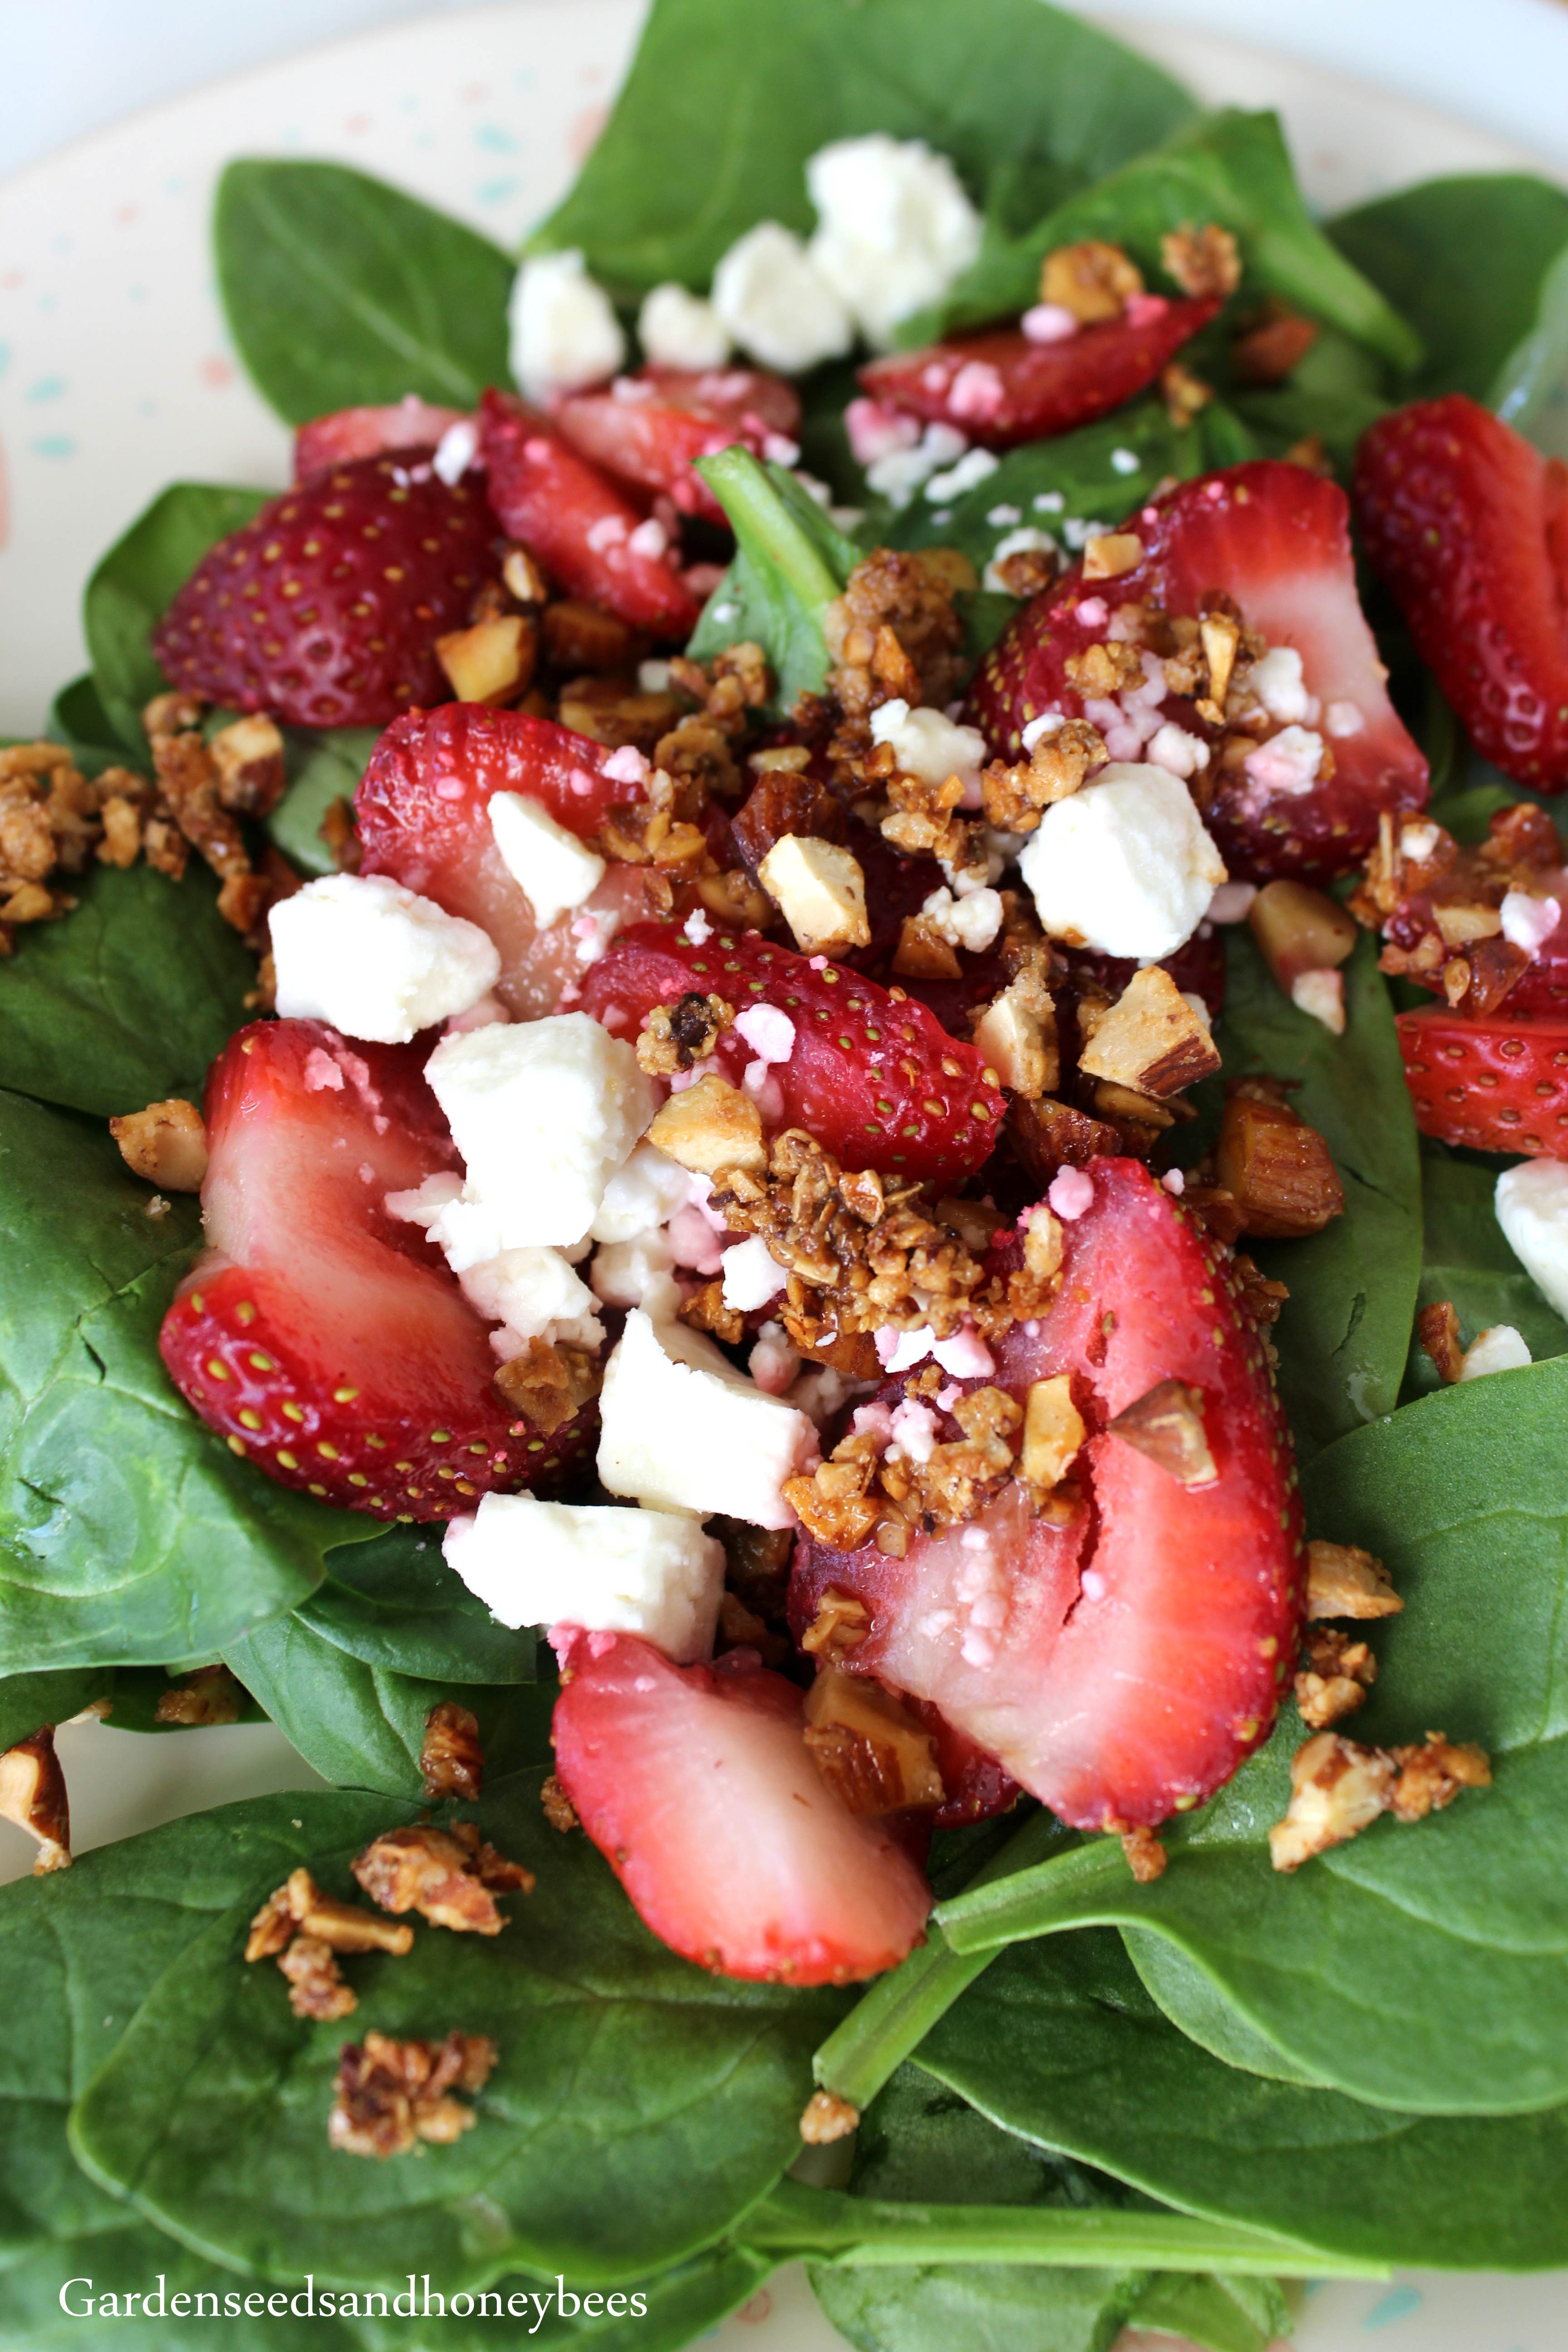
530, 0, 1196, 302
71, 1770, 848, 2290
689, 451, 856, 713
1328, 173, 1568, 404
267, 726, 382, 879
85, 483, 269, 752
0, 861, 255, 1120
920, 111, 1417, 368
1490, 242, 1568, 462
1401, 1141, 1568, 1399
1119, 1929, 1326, 2087
215, 162, 514, 426
937, 1360, 1568, 2116
46, 675, 135, 773
0, 1665, 114, 1753
0, 1090, 383, 1671
293, 1523, 537, 1687
223, 1612, 550, 1799
920, 1926, 1568, 2268
1127, 2273, 1289, 2352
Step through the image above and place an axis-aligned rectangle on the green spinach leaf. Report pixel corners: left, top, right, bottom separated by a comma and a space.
531, 0, 1196, 302
0, 1666, 114, 1753
215, 162, 514, 426
0, 1090, 382, 1671
936, 1360, 1568, 2116
689, 452, 857, 713
1401, 1142, 1568, 1398
293, 1523, 537, 1687
1119, 1930, 1326, 2087
267, 727, 381, 878
84, 483, 269, 752
920, 1926, 1568, 2267
46, 676, 136, 773
1490, 243, 1568, 462
70, 1770, 847, 2289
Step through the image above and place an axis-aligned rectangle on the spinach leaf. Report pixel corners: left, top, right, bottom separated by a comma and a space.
530, 0, 1196, 303
84, 483, 269, 752
294, 1523, 537, 1687
936, 1360, 1568, 2116
215, 162, 514, 426
267, 726, 381, 879
1199, 929, 1421, 1460
1328, 173, 1568, 404
224, 1612, 550, 1798
689, 452, 857, 713
1127, 2273, 1289, 2352
1401, 1142, 1568, 1399
0, 1666, 113, 1752
1491, 243, 1568, 462
0, 862, 255, 1119
1119, 1929, 1326, 2087
920, 1926, 1568, 2267
920, 111, 1417, 368
46, 675, 135, 773
1226, 326, 1392, 478
71, 1770, 848, 2289
0, 1090, 382, 1671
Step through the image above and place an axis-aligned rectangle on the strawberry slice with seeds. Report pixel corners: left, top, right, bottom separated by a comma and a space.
555, 365, 801, 524
354, 703, 670, 1020
293, 399, 469, 481
858, 298, 1220, 449
1355, 395, 1568, 792
967, 459, 1428, 882
578, 921, 1007, 1182
159, 1020, 591, 1520
1397, 1005, 1568, 1157
152, 454, 496, 728
789, 1158, 1303, 1831
478, 389, 702, 637
551, 1629, 931, 1983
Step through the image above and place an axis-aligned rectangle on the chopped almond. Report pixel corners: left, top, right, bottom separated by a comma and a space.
1305, 1540, 1401, 1621
1294, 1626, 1378, 1730
436, 612, 536, 705
647, 1071, 766, 1176
493, 1336, 601, 1435
0, 1727, 70, 1874
1160, 222, 1242, 299
1417, 1301, 1465, 1386
892, 914, 963, 980
800, 1588, 871, 1665
421, 1701, 484, 1802
541, 1772, 578, 1832
758, 834, 871, 956
1214, 1086, 1343, 1239
1041, 239, 1144, 323
330, 2029, 496, 2158
803, 1666, 944, 1813
1249, 880, 1358, 994
1020, 1373, 1085, 1491
1082, 532, 1144, 583
799, 2088, 859, 2145
1078, 965, 1219, 1099
1268, 1731, 1397, 1871
1107, 1377, 1217, 1487
1120, 1825, 1167, 1882
108, 1097, 209, 1192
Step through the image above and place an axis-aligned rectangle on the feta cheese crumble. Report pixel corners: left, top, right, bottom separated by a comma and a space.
865, 419, 968, 508
919, 884, 1004, 952
1501, 891, 1562, 955
509, 249, 625, 402
711, 223, 853, 374
270, 873, 500, 1045
445, 1495, 724, 1663
1242, 726, 1324, 799
1019, 763, 1227, 960
870, 698, 987, 803
637, 280, 732, 369
721, 1233, 790, 1313
1496, 1159, 1568, 1320
924, 445, 1000, 502
597, 1309, 818, 1529
488, 792, 607, 927
805, 135, 982, 349
1249, 645, 1318, 725
456, 1246, 605, 1358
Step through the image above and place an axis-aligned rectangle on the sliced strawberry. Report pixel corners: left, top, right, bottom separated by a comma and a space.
159, 1020, 591, 1520
1355, 396, 1568, 791
293, 399, 468, 481
789, 1159, 1303, 1831
1397, 1004, 1568, 1157
858, 298, 1220, 450
966, 460, 1428, 883
152, 455, 495, 728
555, 365, 801, 524
478, 389, 701, 638
578, 921, 1007, 1182
551, 1629, 930, 1983
354, 703, 670, 1020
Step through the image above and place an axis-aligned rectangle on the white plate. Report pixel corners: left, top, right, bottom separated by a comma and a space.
2, 7, 1566, 2346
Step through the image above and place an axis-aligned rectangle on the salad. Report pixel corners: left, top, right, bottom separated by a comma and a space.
5, 0, 1568, 2344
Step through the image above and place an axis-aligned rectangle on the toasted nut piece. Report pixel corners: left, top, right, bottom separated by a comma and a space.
0, 1727, 70, 1873
648, 1072, 766, 1176
421, 1700, 484, 1801
500, 544, 549, 605
1233, 309, 1319, 388
981, 715, 1106, 835
493, 1335, 601, 1435
916, 546, 979, 594
732, 764, 846, 874
1432, 901, 1504, 947
758, 835, 871, 956
1120, 1825, 1167, 1882
353, 1824, 532, 1935
800, 2089, 860, 2145
1305, 1539, 1401, 1621
209, 714, 287, 816
1065, 639, 1143, 697
1249, 881, 1358, 995
750, 744, 813, 774
1160, 221, 1242, 299
436, 612, 536, 705
1082, 532, 1144, 583
1196, 609, 1241, 722
1008, 1095, 1129, 1185
541, 1772, 578, 1832
1107, 1377, 1217, 1488
1214, 1088, 1343, 1240
542, 598, 640, 673
155, 1663, 244, 1725
972, 969, 1058, 1097
936, 1196, 1008, 1253
1041, 239, 1144, 323
804, 1666, 944, 1813
1269, 1731, 1398, 1872
285, 1867, 416, 1955
1020, 1374, 1085, 1491
698, 866, 777, 931
558, 679, 683, 752
800, 1588, 871, 1664
245, 1884, 298, 1961
892, 914, 962, 980
1417, 1300, 1464, 1386
1389, 1731, 1491, 1821
279, 1935, 358, 2020
109, 1097, 208, 1192
1295, 1626, 1377, 1730
330, 2029, 497, 2159
1078, 966, 1219, 1099
1161, 360, 1213, 428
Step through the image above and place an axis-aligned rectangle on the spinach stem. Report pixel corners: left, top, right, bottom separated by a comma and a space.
936, 1833, 1128, 1954
695, 447, 846, 616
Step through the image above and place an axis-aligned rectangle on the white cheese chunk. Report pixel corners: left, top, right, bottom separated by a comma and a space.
711, 222, 853, 374
488, 791, 606, 927
590, 1231, 684, 1323
590, 1140, 693, 1244
638, 281, 732, 369
444, 1495, 724, 1663
424, 1014, 655, 1253
269, 873, 500, 1045
1019, 763, 1227, 960
721, 1234, 789, 1312
509, 249, 625, 401
1458, 1324, 1532, 1380
598, 1309, 817, 1529
869, 698, 987, 798
457, 1247, 605, 1356
920, 885, 1003, 952
805, 134, 982, 350
1496, 1159, 1568, 1320
1249, 645, 1316, 724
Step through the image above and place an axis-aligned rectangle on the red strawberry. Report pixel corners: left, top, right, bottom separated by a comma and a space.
578, 921, 1007, 1182
478, 390, 702, 637
858, 297, 1220, 450
789, 1158, 1303, 1832
294, 399, 468, 482
159, 1020, 593, 1521
355, 703, 668, 1019
551, 1630, 931, 1983
555, 365, 801, 524
966, 460, 1428, 883
152, 455, 495, 728
1396, 1005, 1568, 1157
1355, 396, 1568, 791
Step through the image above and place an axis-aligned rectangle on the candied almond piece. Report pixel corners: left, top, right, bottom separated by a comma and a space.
278, 1936, 358, 2022
1268, 1731, 1396, 1871
421, 1701, 484, 1802
109, 1097, 209, 1193
1077, 965, 1219, 1099
1417, 1301, 1465, 1387
0, 1727, 71, 1874
1214, 1086, 1343, 1239
803, 1666, 945, 1814
1305, 1539, 1401, 1620
800, 2089, 860, 2145
1120, 1824, 1167, 1882
329, 2029, 497, 2159
154, 1663, 243, 1725
758, 835, 871, 956
647, 1071, 766, 1176
1106, 1377, 1217, 1488
1041, 238, 1144, 323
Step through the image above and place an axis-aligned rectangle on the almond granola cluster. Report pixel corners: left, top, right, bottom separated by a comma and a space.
1352, 801, 1564, 1017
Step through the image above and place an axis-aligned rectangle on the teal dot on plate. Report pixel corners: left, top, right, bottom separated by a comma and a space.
1363, 2287, 1424, 2329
